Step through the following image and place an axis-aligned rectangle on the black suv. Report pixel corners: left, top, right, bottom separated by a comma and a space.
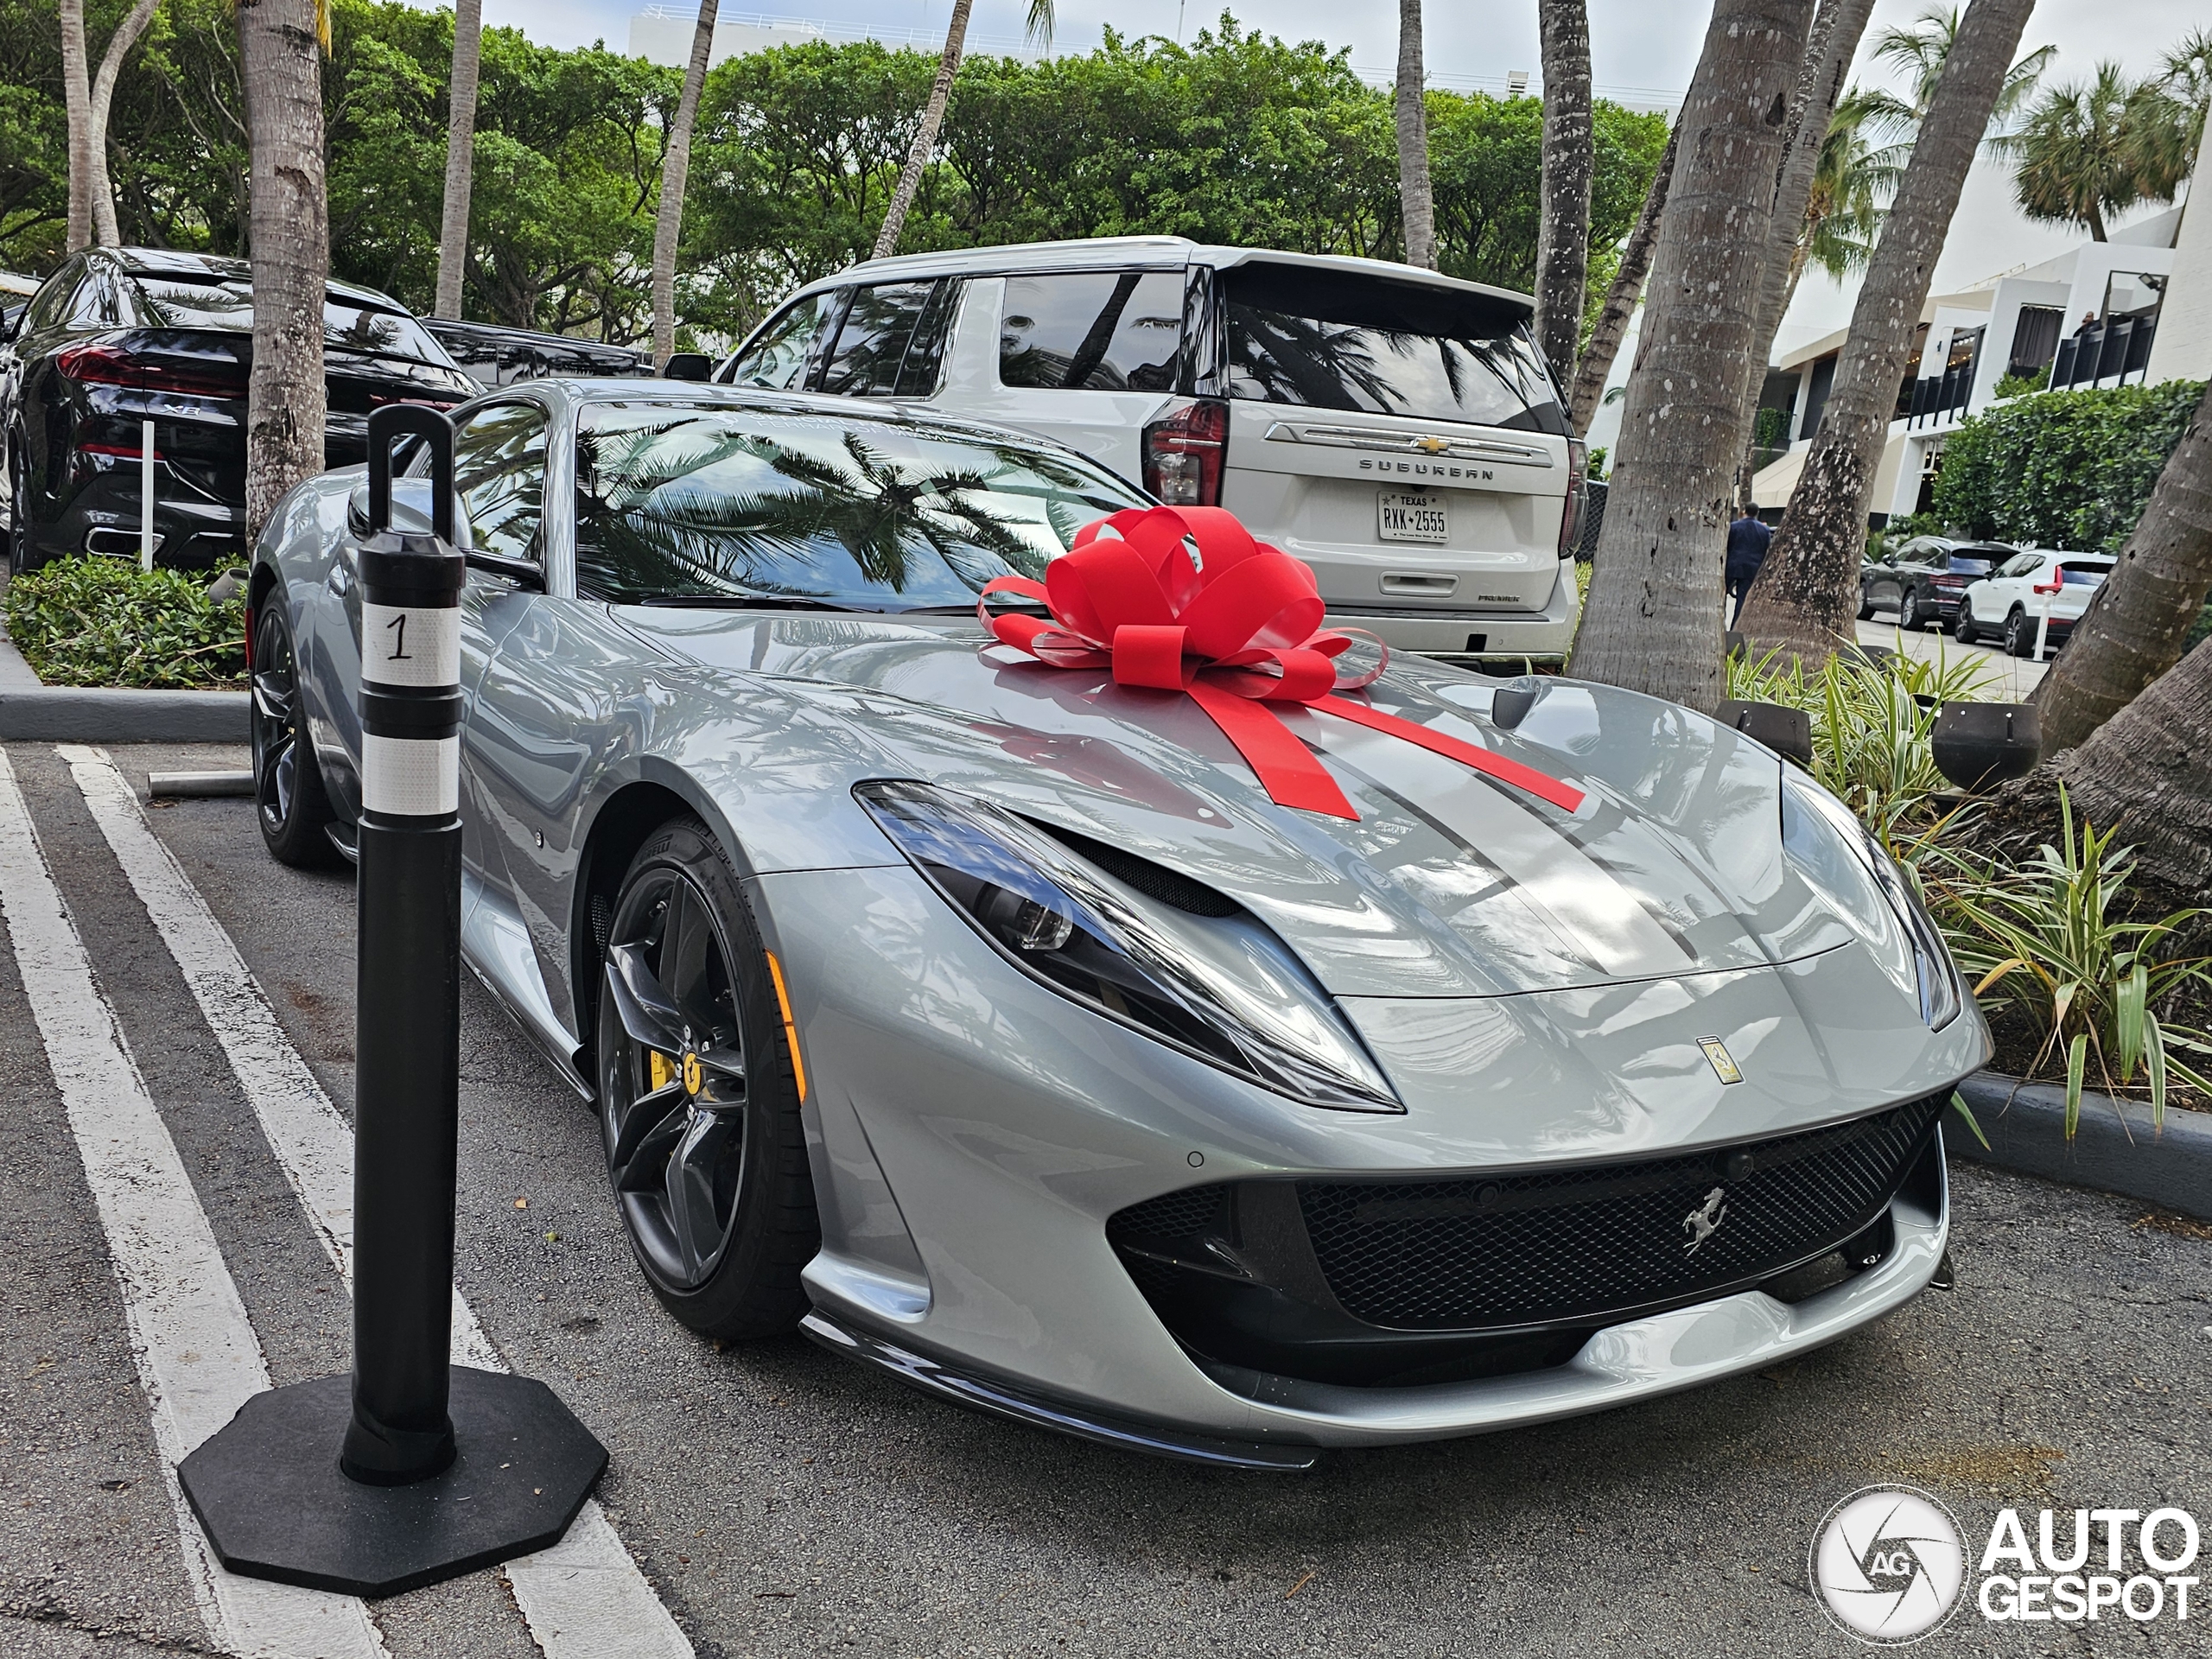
2, 247, 475, 573
1857, 535, 2013, 632
420, 316, 645, 386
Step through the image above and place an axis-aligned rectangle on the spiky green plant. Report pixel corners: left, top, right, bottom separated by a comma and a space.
1932, 789, 2212, 1135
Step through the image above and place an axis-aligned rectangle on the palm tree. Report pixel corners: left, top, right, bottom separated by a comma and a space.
1531, 0, 1592, 392
1395, 0, 1435, 270
873, 0, 1053, 262
1787, 90, 1908, 311
434, 0, 483, 320
1735, 0, 2041, 667
1566, 121, 1674, 434
1854, 3, 2053, 145
652, 0, 720, 367
2117, 30, 2211, 209
236, 0, 330, 543
1568, 0, 1817, 710
60, 0, 161, 251
2011, 63, 2141, 240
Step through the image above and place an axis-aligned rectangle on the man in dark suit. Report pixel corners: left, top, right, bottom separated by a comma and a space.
1726, 505, 1772, 626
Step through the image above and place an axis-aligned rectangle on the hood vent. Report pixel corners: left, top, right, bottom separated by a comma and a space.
1030, 821, 1243, 918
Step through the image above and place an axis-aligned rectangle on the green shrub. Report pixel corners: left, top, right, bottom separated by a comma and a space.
3, 558, 246, 688
1931, 791, 2212, 1135
1726, 642, 1999, 858
1930, 378, 2204, 551
1991, 365, 2049, 400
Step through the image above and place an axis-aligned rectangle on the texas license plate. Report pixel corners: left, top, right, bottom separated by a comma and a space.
1377, 491, 1447, 543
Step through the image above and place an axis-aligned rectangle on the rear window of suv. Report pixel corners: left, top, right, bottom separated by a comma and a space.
1220, 263, 1566, 435
130, 278, 448, 365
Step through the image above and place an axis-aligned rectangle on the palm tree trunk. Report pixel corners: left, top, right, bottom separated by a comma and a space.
237, 0, 329, 544
2033, 376, 2212, 754
434, 0, 484, 321
1567, 0, 1816, 712
2001, 638, 2212, 903
1565, 121, 1675, 434
874, 0, 972, 264
86, 0, 159, 247
1532, 0, 1592, 391
652, 0, 719, 366
1731, 0, 1876, 506
1395, 0, 1436, 270
60, 0, 93, 251
1735, 0, 2037, 666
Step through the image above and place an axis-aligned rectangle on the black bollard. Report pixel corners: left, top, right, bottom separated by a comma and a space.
179, 406, 605, 1597
341, 405, 467, 1484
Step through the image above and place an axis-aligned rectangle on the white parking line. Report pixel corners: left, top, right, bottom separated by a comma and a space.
60, 746, 695, 1659
0, 750, 390, 1659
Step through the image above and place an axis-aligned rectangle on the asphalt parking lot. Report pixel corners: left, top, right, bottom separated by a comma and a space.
3, 738, 2208, 1658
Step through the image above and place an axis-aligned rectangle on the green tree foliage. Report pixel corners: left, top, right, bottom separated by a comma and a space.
683, 21, 1666, 341
1930, 379, 2206, 550
2, 4, 1666, 354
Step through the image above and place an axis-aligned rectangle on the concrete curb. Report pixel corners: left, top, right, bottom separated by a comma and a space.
0, 626, 247, 743
1947, 1071, 2212, 1222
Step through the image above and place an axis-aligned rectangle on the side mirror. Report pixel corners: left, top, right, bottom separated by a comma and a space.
348, 476, 457, 541
659, 352, 713, 382
0, 305, 21, 345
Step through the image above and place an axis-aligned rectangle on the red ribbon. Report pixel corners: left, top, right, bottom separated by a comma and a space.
978, 505, 1585, 822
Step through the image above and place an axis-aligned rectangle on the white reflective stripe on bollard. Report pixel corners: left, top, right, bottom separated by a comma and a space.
361, 602, 462, 689
361, 734, 459, 817
62, 746, 696, 1659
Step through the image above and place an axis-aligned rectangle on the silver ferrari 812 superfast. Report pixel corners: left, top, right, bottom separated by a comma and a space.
249, 380, 1987, 1468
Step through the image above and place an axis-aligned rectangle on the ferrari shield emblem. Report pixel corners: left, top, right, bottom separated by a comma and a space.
1698, 1037, 1743, 1085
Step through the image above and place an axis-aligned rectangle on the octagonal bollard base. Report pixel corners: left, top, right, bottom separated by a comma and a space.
177, 1365, 607, 1598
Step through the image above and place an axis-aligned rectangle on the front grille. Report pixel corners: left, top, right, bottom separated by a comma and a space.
1297, 1095, 1943, 1331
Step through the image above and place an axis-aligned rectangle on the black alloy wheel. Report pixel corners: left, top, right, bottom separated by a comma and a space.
596, 817, 816, 1338
1953, 607, 1978, 645
250, 601, 339, 867
2004, 607, 2035, 658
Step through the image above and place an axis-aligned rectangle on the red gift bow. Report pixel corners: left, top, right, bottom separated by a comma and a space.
976, 505, 1585, 821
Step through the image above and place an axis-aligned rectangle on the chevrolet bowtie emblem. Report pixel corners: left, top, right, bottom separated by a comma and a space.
1698, 1036, 1743, 1084
1415, 435, 1449, 454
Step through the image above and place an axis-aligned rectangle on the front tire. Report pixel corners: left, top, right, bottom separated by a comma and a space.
1897, 589, 1923, 632
596, 817, 817, 1340
250, 599, 340, 868
1857, 590, 1877, 621
1954, 607, 1978, 645
2004, 607, 2034, 658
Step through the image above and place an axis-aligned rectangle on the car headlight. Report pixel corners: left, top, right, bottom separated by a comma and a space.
1782, 776, 1962, 1032
856, 780, 1402, 1113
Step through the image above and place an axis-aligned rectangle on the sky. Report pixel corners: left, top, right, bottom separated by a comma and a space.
485, 0, 2203, 344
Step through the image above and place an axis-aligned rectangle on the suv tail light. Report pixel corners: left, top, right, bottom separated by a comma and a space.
1142, 398, 1228, 506
56, 343, 248, 400
1557, 436, 1587, 557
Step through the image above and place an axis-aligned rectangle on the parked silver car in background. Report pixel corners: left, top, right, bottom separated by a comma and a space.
714, 238, 1587, 665
249, 380, 1984, 1465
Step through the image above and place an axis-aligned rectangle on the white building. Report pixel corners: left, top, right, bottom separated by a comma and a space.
1753, 201, 2191, 524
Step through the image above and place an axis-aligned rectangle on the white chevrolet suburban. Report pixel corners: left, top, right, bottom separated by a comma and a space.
712, 238, 1586, 663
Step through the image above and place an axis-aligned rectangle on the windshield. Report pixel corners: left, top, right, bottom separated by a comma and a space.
131, 278, 450, 365
575, 404, 1149, 609
1221, 263, 1566, 435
